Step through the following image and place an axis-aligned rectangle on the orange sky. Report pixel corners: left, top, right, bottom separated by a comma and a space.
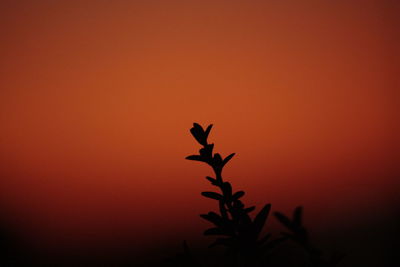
0, 0, 399, 255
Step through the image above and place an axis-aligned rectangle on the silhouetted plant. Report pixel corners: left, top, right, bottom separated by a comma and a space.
185, 123, 343, 267
274, 207, 344, 267
186, 123, 285, 266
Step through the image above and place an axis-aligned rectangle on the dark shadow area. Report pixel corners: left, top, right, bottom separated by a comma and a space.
0, 214, 33, 266
0, 123, 398, 266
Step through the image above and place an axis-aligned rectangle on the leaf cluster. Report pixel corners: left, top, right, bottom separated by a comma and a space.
185, 123, 344, 267
186, 123, 282, 258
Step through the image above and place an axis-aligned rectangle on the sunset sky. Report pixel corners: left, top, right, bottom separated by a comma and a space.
0, 0, 398, 260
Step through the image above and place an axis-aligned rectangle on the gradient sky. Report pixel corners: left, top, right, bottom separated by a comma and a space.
0, 0, 399, 255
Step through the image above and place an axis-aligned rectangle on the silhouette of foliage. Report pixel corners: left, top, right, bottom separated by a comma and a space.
186, 123, 285, 265
274, 207, 345, 267
185, 123, 344, 267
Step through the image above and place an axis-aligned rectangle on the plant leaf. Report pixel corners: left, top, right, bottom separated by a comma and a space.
244, 206, 256, 213
274, 212, 293, 231
193, 122, 202, 129
200, 212, 222, 226
205, 176, 218, 185
253, 204, 272, 238
232, 191, 245, 200
293, 206, 303, 227
185, 155, 203, 161
222, 153, 235, 166
204, 124, 213, 140
190, 123, 206, 145
201, 191, 223, 200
